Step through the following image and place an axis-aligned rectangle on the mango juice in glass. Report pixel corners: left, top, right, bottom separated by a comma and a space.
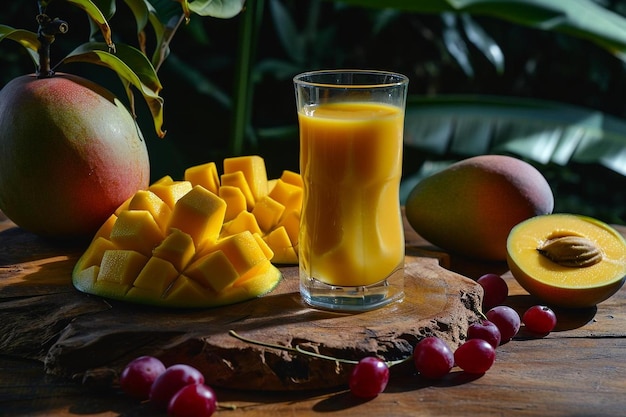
294, 70, 408, 311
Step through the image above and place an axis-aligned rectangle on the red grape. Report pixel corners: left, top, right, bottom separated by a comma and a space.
454, 339, 496, 374
413, 336, 455, 379
486, 305, 521, 344
477, 273, 509, 310
522, 305, 557, 335
150, 364, 205, 409
467, 320, 501, 349
349, 356, 389, 398
119, 356, 166, 400
167, 383, 217, 417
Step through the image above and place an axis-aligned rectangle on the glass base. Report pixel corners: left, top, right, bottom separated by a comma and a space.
300, 266, 404, 312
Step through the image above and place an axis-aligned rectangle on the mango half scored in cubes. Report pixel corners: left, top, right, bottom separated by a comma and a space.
72, 156, 302, 308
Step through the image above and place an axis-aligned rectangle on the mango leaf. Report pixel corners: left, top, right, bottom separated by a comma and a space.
0, 25, 40, 68
329, 0, 626, 63
403, 95, 626, 176
188, 0, 246, 19
60, 42, 165, 138
145, 0, 186, 70
63, 0, 115, 49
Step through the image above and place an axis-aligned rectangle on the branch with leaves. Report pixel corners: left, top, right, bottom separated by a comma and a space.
0, 0, 245, 138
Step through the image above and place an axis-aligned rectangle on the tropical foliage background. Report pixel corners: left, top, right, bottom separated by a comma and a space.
2, 0, 626, 224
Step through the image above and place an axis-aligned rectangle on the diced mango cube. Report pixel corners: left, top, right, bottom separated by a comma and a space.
219, 185, 247, 222
78, 237, 119, 270
114, 195, 133, 216
184, 250, 239, 292
73, 265, 99, 292
252, 195, 285, 233
93, 279, 132, 298
221, 211, 262, 237
164, 275, 212, 305
233, 260, 277, 288
263, 226, 297, 264
223, 155, 269, 202
212, 231, 268, 275
149, 180, 193, 209
96, 249, 148, 286
92, 214, 117, 241
276, 210, 300, 246
268, 179, 303, 215
109, 210, 165, 257
263, 226, 292, 249
128, 190, 172, 232
267, 179, 277, 193
152, 175, 174, 185
168, 185, 226, 246
252, 232, 274, 260
220, 171, 255, 210
152, 228, 196, 272
133, 257, 179, 293
185, 162, 220, 194
268, 246, 298, 265
280, 170, 303, 188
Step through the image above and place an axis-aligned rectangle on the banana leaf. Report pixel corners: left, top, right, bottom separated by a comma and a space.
332, 0, 626, 63
400, 95, 626, 202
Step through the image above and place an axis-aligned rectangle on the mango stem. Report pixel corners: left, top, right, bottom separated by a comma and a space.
35, 12, 68, 78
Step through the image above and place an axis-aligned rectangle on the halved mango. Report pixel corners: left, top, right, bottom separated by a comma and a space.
72, 155, 301, 309
507, 213, 626, 308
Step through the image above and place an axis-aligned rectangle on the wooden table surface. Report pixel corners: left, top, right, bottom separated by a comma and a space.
1, 210, 625, 417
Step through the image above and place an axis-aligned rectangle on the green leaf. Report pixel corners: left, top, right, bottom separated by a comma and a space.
403, 95, 626, 176
123, 0, 150, 34
64, 0, 115, 48
145, 0, 186, 69
327, 0, 626, 63
188, 0, 246, 18
0, 25, 40, 68
60, 42, 165, 138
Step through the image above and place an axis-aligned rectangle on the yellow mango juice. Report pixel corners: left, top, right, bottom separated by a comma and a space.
298, 101, 405, 287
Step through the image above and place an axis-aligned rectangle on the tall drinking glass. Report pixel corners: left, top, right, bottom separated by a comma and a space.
294, 69, 409, 311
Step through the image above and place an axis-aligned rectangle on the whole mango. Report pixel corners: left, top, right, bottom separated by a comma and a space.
405, 155, 554, 261
0, 73, 150, 238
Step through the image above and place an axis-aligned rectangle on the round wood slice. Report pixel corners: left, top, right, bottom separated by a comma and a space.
42, 251, 482, 391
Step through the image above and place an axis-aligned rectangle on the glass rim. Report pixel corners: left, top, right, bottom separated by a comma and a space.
293, 69, 408, 89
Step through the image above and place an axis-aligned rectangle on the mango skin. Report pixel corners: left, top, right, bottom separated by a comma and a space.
0, 74, 150, 238
405, 155, 554, 261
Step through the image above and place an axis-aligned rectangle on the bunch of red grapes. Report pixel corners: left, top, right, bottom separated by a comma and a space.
119, 358, 217, 417
350, 273, 557, 399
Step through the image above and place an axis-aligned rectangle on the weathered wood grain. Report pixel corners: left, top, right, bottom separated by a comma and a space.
0, 215, 483, 391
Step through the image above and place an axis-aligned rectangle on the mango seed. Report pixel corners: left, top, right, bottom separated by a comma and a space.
537, 235, 603, 268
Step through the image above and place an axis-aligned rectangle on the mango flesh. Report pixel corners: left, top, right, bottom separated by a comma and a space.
73, 156, 302, 308
507, 214, 626, 308
405, 155, 554, 261
0, 74, 150, 238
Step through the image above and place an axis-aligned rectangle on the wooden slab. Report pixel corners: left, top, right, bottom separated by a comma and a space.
0, 218, 483, 391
